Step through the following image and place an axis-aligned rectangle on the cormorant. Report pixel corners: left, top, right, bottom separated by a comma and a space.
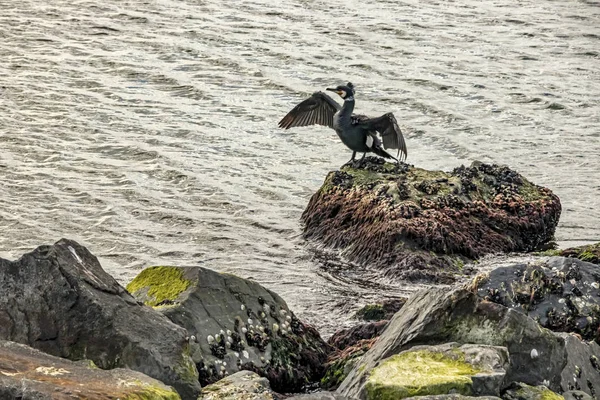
278, 82, 407, 166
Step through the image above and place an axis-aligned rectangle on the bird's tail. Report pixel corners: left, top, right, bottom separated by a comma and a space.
372, 145, 398, 162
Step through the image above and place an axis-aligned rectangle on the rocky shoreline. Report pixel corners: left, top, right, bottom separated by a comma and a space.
1, 159, 599, 400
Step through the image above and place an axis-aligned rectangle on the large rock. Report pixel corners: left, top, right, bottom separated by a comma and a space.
473, 256, 600, 341
363, 343, 508, 398
302, 159, 561, 282
127, 266, 330, 392
0, 340, 180, 400
502, 382, 564, 400
338, 286, 600, 399
0, 239, 200, 400
200, 370, 276, 400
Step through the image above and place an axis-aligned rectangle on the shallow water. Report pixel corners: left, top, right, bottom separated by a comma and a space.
0, 0, 599, 335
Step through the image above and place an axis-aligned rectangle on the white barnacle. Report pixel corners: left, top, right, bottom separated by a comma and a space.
281, 329, 287, 335
242, 327, 248, 334
227, 336, 233, 343
248, 318, 253, 325
227, 329, 232, 336
241, 304, 246, 310
249, 325, 255, 330
207, 335, 215, 344
222, 361, 227, 367
226, 342, 231, 348
593, 282, 600, 289
273, 323, 279, 332
260, 356, 265, 362
190, 335, 197, 342
258, 326, 265, 332
530, 349, 539, 359
260, 312, 266, 318
243, 350, 249, 359
286, 315, 291, 321
220, 329, 225, 335
234, 352, 239, 358
279, 309, 287, 316
263, 304, 270, 312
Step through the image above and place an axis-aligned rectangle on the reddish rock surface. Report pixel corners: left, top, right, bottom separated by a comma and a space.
302, 158, 561, 282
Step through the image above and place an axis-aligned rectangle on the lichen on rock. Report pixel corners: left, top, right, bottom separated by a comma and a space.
302, 158, 561, 282
126, 266, 194, 307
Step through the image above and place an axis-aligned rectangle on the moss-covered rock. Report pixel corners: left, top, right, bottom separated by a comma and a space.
127, 266, 331, 393
502, 382, 564, 400
0, 340, 181, 400
355, 298, 406, 321
363, 343, 507, 400
557, 242, 600, 264
302, 158, 561, 282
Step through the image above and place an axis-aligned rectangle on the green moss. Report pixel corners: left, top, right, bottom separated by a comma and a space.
540, 388, 564, 400
518, 179, 545, 201
365, 350, 481, 400
355, 304, 386, 321
126, 266, 193, 307
125, 383, 181, 400
537, 249, 562, 257
174, 347, 199, 385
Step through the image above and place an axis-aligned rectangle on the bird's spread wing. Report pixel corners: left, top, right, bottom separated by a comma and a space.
356, 112, 407, 161
278, 92, 341, 130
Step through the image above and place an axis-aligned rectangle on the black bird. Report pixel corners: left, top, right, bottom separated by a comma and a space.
278, 82, 407, 166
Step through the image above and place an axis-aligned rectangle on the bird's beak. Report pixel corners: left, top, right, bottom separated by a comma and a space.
326, 88, 336, 92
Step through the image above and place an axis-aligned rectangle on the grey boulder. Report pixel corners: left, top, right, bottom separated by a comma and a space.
127, 265, 331, 392
0, 239, 200, 400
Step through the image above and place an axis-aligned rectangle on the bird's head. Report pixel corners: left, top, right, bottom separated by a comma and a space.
326, 82, 355, 99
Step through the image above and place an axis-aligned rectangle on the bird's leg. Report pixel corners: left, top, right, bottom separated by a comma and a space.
355, 153, 367, 168
343, 151, 357, 167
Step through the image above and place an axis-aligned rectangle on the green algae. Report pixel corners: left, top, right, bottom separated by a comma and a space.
355, 304, 386, 321
125, 383, 181, 400
365, 350, 481, 400
512, 384, 564, 400
126, 266, 193, 307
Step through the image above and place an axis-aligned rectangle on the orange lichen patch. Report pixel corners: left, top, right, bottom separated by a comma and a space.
302, 158, 561, 282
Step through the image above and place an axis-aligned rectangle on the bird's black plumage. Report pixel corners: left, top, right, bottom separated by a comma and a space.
278, 83, 407, 165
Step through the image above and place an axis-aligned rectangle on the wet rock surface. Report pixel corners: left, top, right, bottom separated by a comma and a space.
337, 286, 600, 399
0, 340, 180, 400
0, 239, 200, 400
473, 257, 600, 341
287, 393, 356, 399
200, 370, 277, 400
127, 265, 330, 392
328, 321, 388, 351
302, 158, 561, 282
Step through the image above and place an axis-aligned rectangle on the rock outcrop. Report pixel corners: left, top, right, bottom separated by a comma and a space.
0, 340, 180, 400
473, 256, 600, 341
302, 159, 561, 282
354, 298, 406, 321
127, 266, 330, 392
556, 242, 600, 265
337, 286, 600, 399
200, 370, 276, 400
0, 239, 200, 400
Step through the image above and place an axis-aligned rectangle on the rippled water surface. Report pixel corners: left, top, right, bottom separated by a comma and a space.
1, 0, 599, 334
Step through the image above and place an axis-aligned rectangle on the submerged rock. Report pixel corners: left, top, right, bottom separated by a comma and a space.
0, 340, 180, 400
0, 239, 200, 400
200, 370, 276, 400
473, 256, 600, 341
127, 266, 330, 392
354, 298, 406, 321
337, 286, 600, 399
302, 158, 561, 282
364, 343, 508, 399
